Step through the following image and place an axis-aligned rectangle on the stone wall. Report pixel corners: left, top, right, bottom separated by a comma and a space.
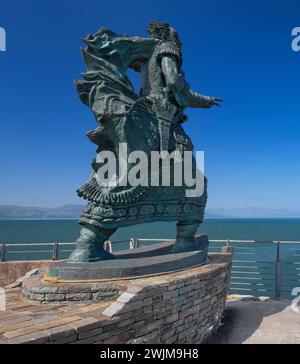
99, 252, 232, 344
22, 277, 124, 303
4, 251, 232, 344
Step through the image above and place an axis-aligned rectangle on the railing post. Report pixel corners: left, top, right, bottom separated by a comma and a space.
0, 244, 6, 262
129, 238, 137, 249
52, 242, 59, 261
104, 240, 112, 253
275, 241, 281, 298
129, 238, 134, 249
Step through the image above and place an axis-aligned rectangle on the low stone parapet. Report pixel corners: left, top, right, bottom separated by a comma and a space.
22, 276, 124, 304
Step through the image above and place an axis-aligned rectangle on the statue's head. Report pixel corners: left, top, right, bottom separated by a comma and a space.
147, 20, 182, 48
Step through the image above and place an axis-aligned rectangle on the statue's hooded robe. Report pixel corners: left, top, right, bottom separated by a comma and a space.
75, 28, 207, 229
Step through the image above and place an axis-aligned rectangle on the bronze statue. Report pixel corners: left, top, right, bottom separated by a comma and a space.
69, 21, 222, 262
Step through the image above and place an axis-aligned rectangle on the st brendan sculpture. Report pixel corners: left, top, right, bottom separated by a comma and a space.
67, 21, 222, 264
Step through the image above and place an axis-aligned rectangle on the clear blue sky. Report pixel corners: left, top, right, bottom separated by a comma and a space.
0, 0, 299, 209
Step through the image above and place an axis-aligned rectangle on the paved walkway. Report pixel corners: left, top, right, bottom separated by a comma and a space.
0, 287, 111, 344
212, 298, 300, 344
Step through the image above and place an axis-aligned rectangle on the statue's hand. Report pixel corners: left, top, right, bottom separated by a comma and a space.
210, 97, 223, 107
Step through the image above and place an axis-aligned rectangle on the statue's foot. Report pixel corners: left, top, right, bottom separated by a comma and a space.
171, 238, 200, 253
68, 245, 116, 262
68, 225, 117, 262
171, 236, 209, 254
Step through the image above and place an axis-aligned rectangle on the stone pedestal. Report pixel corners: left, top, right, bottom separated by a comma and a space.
47, 235, 209, 281
17, 251, 232, 344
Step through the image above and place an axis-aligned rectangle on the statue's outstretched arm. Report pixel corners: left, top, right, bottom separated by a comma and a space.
161, 55, 222, 109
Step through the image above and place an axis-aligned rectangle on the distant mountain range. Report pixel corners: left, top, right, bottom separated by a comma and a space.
0, 204, 84, 219
207, 207, 300, 218
0, 204, 300, 219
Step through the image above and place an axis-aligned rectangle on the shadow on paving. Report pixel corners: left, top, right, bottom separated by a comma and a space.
209, 299, 293, 344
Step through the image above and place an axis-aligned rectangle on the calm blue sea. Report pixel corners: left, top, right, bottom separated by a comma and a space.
1, 218, 300, 243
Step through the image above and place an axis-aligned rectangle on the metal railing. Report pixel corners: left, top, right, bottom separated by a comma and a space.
1, 239, 300, 299
209, 239, 300, 299
0, 238, 170, 262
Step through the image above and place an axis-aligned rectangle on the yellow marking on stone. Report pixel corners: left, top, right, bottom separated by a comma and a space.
42, 274, 61, 283
42, 274, 129, 284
